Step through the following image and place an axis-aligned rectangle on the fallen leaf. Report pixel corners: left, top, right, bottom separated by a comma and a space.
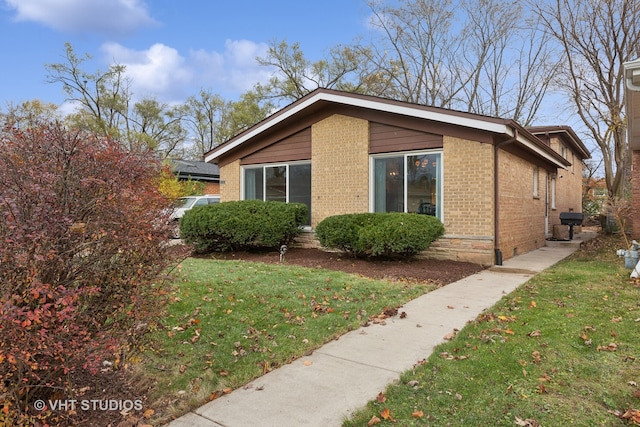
529, 301, 537, 308
532, 350, 541, 364
223, 387, 233, 394
528, 330, 541, 337
380, 408, 394, 420
447, 305, 455, 309
411, 410, 424, 418
367, 415, 381, 426
515, 417, 540, 426
376, 392, 386, 403
179, 365, 186, 374
303, 360, 313, 366
143, 408, 155, 419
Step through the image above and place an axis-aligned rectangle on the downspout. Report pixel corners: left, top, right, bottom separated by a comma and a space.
494, 128, 519, 265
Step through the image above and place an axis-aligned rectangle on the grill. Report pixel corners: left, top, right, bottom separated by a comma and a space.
559, 212, 584, 240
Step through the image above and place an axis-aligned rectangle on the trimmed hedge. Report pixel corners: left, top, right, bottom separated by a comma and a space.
315, 212, 444, 258
180, 200, 308, 252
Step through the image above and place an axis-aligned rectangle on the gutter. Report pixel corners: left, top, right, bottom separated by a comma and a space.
493, 128, 519, 265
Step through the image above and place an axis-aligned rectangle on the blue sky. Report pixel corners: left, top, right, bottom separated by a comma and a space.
0, 0, 371, 109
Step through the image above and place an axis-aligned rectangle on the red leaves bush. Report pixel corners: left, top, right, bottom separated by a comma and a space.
0, 123, 182, 418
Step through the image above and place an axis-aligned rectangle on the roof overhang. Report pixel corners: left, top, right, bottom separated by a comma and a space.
205, 89, 568, 169
624, 58, 640, 151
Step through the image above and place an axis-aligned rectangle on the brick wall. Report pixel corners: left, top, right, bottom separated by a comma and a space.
219, 160, 240, 202
424, 136, 495, 265
633, 150, 640, 239
311, 114, 369, 227
497, 150, 547, 259
202, 182, 220, 195
548, 136, 583, 228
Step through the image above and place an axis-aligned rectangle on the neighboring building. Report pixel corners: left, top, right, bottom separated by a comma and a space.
624, 58, 640, 239
171, 159, 220, 195
205, 89, 589, 265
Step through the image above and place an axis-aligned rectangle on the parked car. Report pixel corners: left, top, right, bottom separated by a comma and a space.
170, 195, 220, 238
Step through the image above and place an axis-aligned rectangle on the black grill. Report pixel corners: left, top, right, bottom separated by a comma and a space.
559, 212, 584, 240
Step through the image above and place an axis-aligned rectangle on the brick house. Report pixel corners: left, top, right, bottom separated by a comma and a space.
624, 58, 640, 238
204, 89, 588, 265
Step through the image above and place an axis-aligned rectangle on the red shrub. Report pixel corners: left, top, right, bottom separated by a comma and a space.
0, 123, 182, 417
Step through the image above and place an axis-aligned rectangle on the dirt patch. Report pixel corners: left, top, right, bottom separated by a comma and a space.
211, 247, 486, 286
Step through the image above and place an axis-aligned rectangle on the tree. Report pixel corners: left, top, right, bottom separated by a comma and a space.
46, 42, 130, 138
128, 98, 186, 159
361, 0, 558, 124
183, 88, 274, 158
533, 0, 640, 197
46, 43, 187, 157
1, 100, 60, 129
256, 40, 377, 103
0, 122, 184, 423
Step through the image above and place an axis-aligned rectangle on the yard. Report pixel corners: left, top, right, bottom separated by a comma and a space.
66, 233, 640, 426
344, 233, 640, 426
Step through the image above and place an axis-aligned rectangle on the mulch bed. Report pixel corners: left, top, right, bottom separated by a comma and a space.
211, 247, 486, 286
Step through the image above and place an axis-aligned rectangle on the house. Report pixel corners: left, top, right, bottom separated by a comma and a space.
204, 89, 589, 265
171, 159, 220, 195
624, 58, 640, 238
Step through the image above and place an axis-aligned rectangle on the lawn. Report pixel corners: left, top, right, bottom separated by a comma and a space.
142, 257, 439, 424
344, 233, 640, 426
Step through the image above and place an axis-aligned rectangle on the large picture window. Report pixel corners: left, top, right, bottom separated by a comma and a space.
372, 151, 442, 219
243, 162, 311, 224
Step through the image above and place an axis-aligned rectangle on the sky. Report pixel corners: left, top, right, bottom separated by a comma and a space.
0, 0, 372, 110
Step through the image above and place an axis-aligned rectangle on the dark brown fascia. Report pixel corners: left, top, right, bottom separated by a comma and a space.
527, 125, 591, 160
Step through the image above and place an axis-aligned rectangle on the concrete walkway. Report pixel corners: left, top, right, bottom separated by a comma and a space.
165, 232, 595, 427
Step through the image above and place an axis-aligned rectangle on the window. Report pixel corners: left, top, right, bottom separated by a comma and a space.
372, 151, 442, 218
550, 177, 556, 209
243, 162, 311, 224
533, 166, 539, 198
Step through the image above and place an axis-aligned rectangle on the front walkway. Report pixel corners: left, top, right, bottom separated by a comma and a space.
165, 232, 595, 427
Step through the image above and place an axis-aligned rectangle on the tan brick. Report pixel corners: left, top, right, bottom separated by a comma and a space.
311, 114, 369, 227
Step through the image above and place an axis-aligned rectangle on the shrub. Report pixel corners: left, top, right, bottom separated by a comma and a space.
0, 123, 183, 422
180, 200, 308, 252
315, 212, 444, 258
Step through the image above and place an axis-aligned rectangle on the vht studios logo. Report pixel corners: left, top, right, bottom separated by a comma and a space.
33, 399, 143, 412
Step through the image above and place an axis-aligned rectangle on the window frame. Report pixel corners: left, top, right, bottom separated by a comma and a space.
241, 160, 312, 225
369, 149, 443, 220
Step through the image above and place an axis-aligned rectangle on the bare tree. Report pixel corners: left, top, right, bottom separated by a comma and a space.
533, 0, 640, 197
364, 0, 465, 106
256, 40, 377, 103
363, 0, 558, 124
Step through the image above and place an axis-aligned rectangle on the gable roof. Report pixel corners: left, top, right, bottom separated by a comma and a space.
205, 88, 570, 169
527, 126, 591, 159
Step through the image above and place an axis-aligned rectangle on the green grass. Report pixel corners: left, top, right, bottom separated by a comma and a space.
142, 257, 438, 423
344, 234, 640, 426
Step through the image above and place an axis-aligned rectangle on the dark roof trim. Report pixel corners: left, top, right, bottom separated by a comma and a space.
527, 125, 591, 160
205, 88, 569, 169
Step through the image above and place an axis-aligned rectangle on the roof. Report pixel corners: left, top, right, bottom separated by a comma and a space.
171, 159, 220, 182
527, 126, 591, 159
624, 58, 640, 151
205, 88, 570, 169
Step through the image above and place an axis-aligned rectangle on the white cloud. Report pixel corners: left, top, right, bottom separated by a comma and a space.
4, 0, 157, 36
102, 40, 273, 102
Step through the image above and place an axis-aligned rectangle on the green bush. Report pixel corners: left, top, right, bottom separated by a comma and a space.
180, 200, 308, 252
315, 212, 445, 258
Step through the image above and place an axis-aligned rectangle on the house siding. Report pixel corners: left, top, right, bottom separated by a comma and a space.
311, 114, 369, 227
425, 136, 495, 265
497, 150, 547, 259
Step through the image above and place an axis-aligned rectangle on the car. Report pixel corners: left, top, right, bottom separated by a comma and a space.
170, 195, 220, 238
